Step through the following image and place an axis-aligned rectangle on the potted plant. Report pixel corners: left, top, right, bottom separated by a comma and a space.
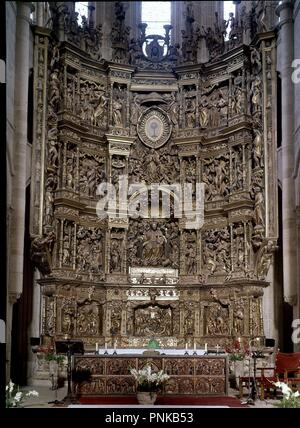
130, 365, 170, 405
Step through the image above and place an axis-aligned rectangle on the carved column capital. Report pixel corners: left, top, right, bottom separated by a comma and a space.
8, 292, 21, 304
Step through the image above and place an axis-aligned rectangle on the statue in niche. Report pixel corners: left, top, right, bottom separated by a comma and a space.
209, 90, 219, 127
169, 96, 179, 128
61, 300, 75, 335
91, 91, 108, 127
47, 129, 59, 168
253, 129, 263, 169
199, 94, 209, 128
49, 69, 60, 109
203, 243, 217, 274
45, 187, 54, 227
233, 301, 244, 335
112, 98, 123, 126
110, 239, 122, 273
130, 95, 141, 126
143, 222, 167, 265
251, 47, 262, 73
185, 243, 197, 275
250, 76, 262, 114
185, 97, 196, 128
184, 308, 194, 335
218, 89, 228, 125
256, 240, 276, 279
253, 188, 265, 228
50, 44, 60, 70
231, 86, 243, 115
232, 146, 244, 191
66, 156, 74, 189
62, 234, 71, 265
147, 149, 161, 182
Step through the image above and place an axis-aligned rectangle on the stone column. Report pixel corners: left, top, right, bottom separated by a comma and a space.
36, 2, 44, 27
276, 1, 298, 315
7, 1, 33, 378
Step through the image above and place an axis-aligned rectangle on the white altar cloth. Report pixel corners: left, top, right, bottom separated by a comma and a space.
86, 348, 206, 356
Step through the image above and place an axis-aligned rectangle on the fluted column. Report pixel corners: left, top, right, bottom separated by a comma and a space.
276, 1, 297, 310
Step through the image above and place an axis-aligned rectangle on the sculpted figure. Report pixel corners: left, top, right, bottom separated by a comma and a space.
254, 188, 264, 227
253, 129, 263, 168
199, 94, 209, 128
143, 222, 167, 265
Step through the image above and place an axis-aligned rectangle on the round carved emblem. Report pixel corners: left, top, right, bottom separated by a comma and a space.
137, 107, 172, 149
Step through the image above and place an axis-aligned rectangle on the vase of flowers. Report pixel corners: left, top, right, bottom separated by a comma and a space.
273, 381, 300, 408
225, 339, 250, 388
130, 365, 170, 405
6, 380, 39, 408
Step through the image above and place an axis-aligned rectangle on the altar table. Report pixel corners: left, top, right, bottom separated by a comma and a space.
73, 354, 228, 396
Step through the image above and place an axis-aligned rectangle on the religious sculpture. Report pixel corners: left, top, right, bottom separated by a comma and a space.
31, 5, 277, 354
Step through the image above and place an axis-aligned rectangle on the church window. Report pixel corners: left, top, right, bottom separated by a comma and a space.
141, 1, 171, 37
223, 1, 236, 40
75, 1, 89, 25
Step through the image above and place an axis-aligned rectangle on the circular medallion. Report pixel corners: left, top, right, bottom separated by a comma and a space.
137, 107, 172, 149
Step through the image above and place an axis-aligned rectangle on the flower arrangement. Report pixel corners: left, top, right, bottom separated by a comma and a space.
225, 339, 250, 361
130, 365, 170, 393
273, 381, 300, 408
36, 345, 65, 364
6, 380, 39, 408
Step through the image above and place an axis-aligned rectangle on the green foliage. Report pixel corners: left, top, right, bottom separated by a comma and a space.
274, 396, 300, 408
148, 338, 160, 349
44, 353, 65, 364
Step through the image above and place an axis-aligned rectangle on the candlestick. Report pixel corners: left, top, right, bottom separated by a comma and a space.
113, 340, 117, 355
104, 342, 108, 355
184, 343, 189, 355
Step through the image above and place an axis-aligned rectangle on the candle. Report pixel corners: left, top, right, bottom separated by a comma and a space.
105, 342, 107, 350
185, 343, 188, 350
216, 344, 220, 354
114, 339, 117, 350
194, 341, 196, 351
95, 342, 98, 352
205, 343, 208, 353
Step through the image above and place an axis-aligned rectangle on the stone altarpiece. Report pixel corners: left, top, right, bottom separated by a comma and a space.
30, 2, 278, 355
